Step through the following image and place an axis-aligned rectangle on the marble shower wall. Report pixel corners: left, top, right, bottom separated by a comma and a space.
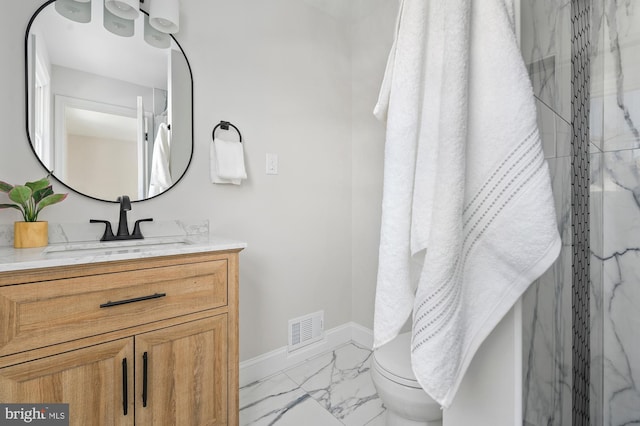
520, 1, 573, 424
520, 0, 606, 424
524, 0, 640, 424
596, 1, 640, 423
591, 1, 606, 424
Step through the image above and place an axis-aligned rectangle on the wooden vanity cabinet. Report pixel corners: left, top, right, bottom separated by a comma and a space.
0, 250, 240, 426
0, 338, 135, 426
135, 315, 228, 426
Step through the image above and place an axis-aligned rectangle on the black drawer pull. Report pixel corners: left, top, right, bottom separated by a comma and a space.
142, 352, 148, 407
122, 358, 128, 416
100, 293, 166, 308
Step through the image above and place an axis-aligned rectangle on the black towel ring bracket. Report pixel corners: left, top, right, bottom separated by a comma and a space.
212, 120, 242, 143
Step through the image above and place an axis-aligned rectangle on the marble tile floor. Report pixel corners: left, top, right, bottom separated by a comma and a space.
240, 342, 386, 426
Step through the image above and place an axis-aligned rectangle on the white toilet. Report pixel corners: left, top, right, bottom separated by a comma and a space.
371, 332, 442, 426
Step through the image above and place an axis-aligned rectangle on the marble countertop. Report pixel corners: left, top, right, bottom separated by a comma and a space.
0, 235, 247, 273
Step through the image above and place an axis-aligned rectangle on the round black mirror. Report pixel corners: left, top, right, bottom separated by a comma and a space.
25, 0, 193, 202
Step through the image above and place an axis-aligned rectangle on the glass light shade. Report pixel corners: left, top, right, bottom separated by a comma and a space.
103, 5, 135, 37
144, 15, 170, 48
54, 0, 91, 24
149, 0, 179, 34
105, 0, 140, 20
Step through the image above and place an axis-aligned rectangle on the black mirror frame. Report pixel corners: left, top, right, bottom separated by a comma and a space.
24, 0, 194, 203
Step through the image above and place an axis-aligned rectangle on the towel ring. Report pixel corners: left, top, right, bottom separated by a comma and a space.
212, 120, 242, 143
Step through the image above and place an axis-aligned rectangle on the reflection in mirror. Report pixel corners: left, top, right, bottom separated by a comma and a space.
26, 0, 193, 202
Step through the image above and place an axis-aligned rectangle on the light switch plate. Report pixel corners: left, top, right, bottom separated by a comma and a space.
266, 153, 278, 175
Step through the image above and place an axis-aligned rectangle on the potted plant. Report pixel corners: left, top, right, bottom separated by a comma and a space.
0, 176, 67, 248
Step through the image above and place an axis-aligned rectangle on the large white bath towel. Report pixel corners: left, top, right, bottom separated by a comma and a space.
373, 0, 561, 408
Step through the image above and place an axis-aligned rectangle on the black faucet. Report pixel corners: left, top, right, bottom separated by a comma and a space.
90, 195, 153, 242
117, 195, 132, 237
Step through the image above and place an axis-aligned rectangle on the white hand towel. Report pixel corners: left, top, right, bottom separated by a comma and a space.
210, 138, 247, 185
148, 123, 172, 197
373, 0, 561, 408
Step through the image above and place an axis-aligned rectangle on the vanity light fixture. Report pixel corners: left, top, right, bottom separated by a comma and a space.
104, 0, 140, 20
149, 0, 179, 34
55, 0, 179, 48
103, 4, 135, 37
144, 15, 171, 48
54, 0, 92, 24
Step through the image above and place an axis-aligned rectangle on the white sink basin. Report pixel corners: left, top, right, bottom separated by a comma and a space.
42, 238, 193, 257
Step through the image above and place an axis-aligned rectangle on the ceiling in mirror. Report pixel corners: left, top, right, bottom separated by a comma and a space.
25, 0, 193, 202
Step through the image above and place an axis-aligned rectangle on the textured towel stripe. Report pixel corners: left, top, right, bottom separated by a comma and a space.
462, 128, 537, 216
413, 268, 463, 342
414, 295, 460, 349
462, 155, 546, 262
414, 267, 461, 327
413, 157, 547, 348
463, 143, 544, 247
413, 159, 546, 349
462, 140, 539, 229
414, 256, 462, 313
415, 133, 542, 314
412, 138, 547, 348
463, 131, 540, 228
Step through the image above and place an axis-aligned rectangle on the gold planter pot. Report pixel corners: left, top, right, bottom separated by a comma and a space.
14, 221, 48, 248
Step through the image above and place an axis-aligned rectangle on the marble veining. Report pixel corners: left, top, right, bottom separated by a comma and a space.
240, 374, 339, 426
520, 0, 572, 124
590, 152, 605, 425
0, 219, 246, 272
598, 149, 640, 426
600, 0, 640, 152
240, 343, 385, 426
522, 155, 572, 426
520, 0, 613, 423
0, 219, 210, 248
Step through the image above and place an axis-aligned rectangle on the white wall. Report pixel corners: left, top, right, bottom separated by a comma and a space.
67, 134, 138, 200
168, 49, 191, 178
445, 306, 522, 425
51, 65, 155, 112
198, 0, 355, 360
1, 0, 367, 362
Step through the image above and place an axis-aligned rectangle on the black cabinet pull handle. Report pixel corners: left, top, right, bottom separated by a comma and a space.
122, 358, 128, 416
100, 293, 166, 308
142, 352, 148, 407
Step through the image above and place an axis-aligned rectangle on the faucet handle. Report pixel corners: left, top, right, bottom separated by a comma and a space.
132, 218, 154, 239
90, 219, 115, 242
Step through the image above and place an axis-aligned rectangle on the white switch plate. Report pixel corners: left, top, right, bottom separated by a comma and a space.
266, 153, 278, 175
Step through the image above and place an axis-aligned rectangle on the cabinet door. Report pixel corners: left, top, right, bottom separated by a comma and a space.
0, 338, 134, 426
136, 315, 228, 426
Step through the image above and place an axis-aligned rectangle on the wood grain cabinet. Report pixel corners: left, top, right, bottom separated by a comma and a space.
0, 250, 240, 426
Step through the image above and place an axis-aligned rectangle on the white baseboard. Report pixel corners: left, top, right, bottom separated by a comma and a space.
239, 322, 373, 387
351, 322, 374, 349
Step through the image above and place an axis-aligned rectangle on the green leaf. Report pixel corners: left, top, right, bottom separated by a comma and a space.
1, 177, 66, 222
0, 181, 14, 193
36, 193, 68, 214
8, 186, 32, 208
25, 178, 50, 194
0, 203, 25, 221
0, 204, 21, 211
33, 186, 53, 204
